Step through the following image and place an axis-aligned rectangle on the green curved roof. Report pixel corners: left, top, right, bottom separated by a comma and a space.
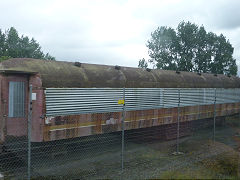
0, 58, 239, 88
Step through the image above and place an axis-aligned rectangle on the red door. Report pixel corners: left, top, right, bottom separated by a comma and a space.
3, 74, 29, 138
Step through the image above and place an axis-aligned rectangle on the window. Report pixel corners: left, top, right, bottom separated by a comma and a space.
8, 81, 25, 117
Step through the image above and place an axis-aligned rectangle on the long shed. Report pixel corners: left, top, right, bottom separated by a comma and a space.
0, 58, 239, 144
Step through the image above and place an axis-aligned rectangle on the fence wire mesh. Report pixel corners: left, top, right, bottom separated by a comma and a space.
1, 85, 240, 179
0, 89, 28, 179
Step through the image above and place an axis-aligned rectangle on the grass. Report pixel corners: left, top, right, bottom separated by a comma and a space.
160, 150, 239, 179
160, 168, 216, 179
159, 115, 240, 179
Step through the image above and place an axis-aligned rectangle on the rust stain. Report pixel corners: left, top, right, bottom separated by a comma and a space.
43, 103, 240, 141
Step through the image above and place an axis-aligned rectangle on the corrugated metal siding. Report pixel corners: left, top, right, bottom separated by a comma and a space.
45, 88, 124, 116
9, 81, 25, 117
45, 88, 240, 117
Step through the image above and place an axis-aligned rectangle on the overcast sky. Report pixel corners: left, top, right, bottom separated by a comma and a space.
1, 0, 240, 73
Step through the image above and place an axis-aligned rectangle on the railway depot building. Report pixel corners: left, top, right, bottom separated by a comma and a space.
0, 58, 240, 147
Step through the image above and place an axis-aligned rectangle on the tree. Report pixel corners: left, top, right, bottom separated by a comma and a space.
138, 58, 148, 69
142, 21, 237, 76
0, 27, 55, 61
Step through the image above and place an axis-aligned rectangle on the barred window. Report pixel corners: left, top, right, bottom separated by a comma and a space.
8, 81, 25, 117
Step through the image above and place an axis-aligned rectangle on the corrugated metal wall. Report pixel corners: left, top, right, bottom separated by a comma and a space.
45, 88, 240, 116
45, 88, 123, 116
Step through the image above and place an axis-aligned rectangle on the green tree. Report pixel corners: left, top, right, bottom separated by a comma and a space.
138, 58, 148, 69
143, 21, 237, 76
0, 29, 6, 57
0, 27, 55, 61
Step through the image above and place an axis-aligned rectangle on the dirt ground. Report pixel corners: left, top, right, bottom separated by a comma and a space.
1, 115, 240, 179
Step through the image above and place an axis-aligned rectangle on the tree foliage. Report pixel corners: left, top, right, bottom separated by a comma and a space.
140, 21, 237, 76
0, 27, 55, 61
138, 58, 148, 69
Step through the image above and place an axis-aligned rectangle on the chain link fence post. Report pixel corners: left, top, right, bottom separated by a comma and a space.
27, 84, 32, 180
213, 88, 216, 142
121, 87, 126, 174
176, 89, 180, 153
238, 88, 240, 120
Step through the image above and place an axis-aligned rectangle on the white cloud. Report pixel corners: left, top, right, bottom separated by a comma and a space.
0, 0, 240, 74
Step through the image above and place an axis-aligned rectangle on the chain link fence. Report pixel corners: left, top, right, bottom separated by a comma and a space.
1, 85, 240, 179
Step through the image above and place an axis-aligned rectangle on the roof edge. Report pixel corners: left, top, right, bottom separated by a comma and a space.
0, 69, 38, 75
